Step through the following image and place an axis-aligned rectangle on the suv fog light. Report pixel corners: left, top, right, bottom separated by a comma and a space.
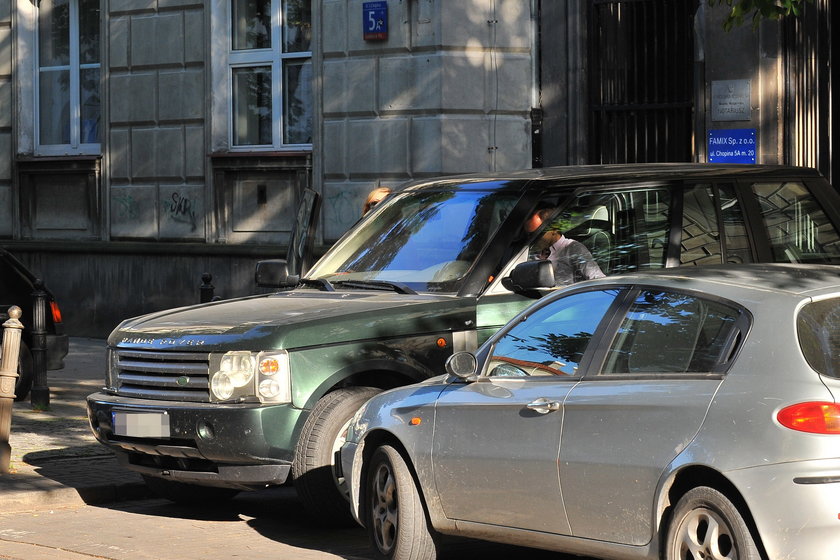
197, 421, 215, 440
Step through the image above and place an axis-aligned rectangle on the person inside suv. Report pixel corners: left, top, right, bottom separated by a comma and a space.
535, 228, 605, 286
527, 207, 605, 286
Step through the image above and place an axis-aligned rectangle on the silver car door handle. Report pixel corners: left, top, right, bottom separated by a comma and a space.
526, 398, 561, 414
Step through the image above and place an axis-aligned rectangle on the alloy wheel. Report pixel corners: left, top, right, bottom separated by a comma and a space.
370, 461, 398, 554
673, 506, 737, 560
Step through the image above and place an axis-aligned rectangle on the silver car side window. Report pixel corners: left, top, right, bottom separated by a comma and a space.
487, 289, 620, 377
602, 290, 741, 374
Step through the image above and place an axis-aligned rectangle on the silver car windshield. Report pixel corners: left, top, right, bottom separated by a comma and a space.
307, 186, 520, 293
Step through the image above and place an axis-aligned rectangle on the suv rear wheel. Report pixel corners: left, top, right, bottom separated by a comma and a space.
293, 386, 382, 526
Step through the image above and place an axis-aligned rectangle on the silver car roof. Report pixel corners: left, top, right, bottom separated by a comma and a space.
569, 263, 840, 303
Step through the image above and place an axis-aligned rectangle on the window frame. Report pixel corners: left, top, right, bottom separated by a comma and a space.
478, 282, 750, 383
585, 284, 751, 381
221, 0, 313, 152
540, 182, 678, 275
478, 286, 631, 381
33, 0, 101, 156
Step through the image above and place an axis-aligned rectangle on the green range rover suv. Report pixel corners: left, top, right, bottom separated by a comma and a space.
86, 164, 840, 523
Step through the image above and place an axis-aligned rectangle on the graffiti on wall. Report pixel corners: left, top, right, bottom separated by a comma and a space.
113, 193, 139, 220
163, 191, 197, 232
324, 189, 361, 238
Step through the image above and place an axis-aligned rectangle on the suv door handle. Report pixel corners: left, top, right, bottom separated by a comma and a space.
526, 398, 561, 414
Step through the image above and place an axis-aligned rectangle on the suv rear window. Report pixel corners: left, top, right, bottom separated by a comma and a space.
797, 297, 840, 377
752, 182, 840, 264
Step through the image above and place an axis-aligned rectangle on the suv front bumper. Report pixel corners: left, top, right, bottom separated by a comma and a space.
86, 392, 305, 489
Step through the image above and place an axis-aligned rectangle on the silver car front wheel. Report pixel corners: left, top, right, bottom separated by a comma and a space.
666, 486, 761, 560
365, 445, 437, 560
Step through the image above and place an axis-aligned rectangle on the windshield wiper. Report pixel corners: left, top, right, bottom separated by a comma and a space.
333, 279, 418, 295
299, 278, 335, 291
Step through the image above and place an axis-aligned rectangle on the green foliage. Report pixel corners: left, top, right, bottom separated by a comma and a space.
707, 0, 811, 31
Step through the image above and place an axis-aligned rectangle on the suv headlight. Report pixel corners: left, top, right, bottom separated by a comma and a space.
209, 350, 291, 403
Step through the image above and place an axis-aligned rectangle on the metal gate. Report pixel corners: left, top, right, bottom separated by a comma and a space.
783, 0, 835, 186
588, 0, 695, 163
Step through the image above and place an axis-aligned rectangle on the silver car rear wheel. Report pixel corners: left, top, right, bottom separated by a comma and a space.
365, 445, 437, 560
666, 486, 761, 560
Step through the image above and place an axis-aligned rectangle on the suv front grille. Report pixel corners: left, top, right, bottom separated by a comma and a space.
114, 350, 211, 402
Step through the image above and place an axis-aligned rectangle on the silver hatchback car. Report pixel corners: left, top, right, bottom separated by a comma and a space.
341, 264, 840, 560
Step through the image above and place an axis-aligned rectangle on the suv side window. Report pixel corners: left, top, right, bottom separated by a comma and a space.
681, 184, 721, 266
752, 181, 840, 264
681, 183, 753, 266
541, 188, 671, 275
718, 183, 753, 264
601, 289, 742, 374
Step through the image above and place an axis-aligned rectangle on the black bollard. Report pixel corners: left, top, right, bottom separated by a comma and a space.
30, 280, 50, 410
200, 273, 215, 303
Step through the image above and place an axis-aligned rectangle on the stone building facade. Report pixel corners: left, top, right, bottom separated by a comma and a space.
0, 0, 835, 336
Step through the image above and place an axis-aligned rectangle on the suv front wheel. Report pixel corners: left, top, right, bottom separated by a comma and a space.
293, 386, 382, 525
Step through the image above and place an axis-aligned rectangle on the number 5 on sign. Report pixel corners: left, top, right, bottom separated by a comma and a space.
363, 1, 388, 41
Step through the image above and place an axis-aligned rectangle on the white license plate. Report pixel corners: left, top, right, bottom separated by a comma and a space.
112, 411, 170, 438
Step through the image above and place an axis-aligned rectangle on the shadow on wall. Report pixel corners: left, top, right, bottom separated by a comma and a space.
10, 250, 280, 338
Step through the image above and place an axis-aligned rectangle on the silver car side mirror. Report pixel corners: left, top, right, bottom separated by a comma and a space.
445, 351, 478, 381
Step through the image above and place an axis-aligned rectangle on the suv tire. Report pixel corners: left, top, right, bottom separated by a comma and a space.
293, 386, 382, 526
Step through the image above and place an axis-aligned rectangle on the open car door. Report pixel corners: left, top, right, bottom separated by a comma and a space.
255, 188, 321, 288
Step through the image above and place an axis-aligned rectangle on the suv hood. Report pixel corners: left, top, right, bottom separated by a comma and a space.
111, 290, 475, 352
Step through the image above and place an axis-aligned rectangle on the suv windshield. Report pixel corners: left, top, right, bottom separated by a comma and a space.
307, 185, 520, 293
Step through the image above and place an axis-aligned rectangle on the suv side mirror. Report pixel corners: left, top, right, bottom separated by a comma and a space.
255, 259, 300, 289
501, 260, 555, 294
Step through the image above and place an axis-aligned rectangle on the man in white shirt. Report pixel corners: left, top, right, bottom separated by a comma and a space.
536, 229, 605, 286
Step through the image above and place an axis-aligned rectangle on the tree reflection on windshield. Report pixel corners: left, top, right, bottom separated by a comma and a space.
308, 185, 520, 293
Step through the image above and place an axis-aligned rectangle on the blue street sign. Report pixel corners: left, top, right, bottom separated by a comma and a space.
708, 128, 757, 164
363, 2, 388, 41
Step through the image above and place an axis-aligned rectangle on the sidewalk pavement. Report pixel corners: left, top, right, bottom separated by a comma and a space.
0, 338, 149, 512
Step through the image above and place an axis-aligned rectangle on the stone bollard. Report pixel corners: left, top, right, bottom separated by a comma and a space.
0, 305, 24, 474
30, 280, 50, 410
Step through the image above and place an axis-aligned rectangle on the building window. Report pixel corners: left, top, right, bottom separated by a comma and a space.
36, 0, 101, 154
228, 0, 312, 149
